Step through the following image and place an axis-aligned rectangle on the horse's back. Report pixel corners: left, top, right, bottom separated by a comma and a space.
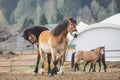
75, 51, 84, 59
39, 30, 50, 44
75, 50, 95, 61
38, 30, 52, 53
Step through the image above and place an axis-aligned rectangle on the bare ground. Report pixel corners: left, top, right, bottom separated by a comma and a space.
0, 62, 120, 80
0, 52, 120, 80
0, 71, 120, 80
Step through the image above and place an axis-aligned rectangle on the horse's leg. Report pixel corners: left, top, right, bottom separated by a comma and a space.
47, 53, 51, 74
50, 52, 59, 76
58, 52, 66, 75
39, 49, 45, 75
50, 59, 58, 76
102, 54, 107, 72
76, 63, 79, 71
34, 48, 40, 75
83, 61, 89, 72
59, 57, 62, 67
93, 63, 96, 72
74, 63, 77, 72
89, 63, 93, 72
102, 59, 107, 72
74, 57, 79, 72
98, 61, 101, 72
41, 59, 44, 75
92, 60, 97, 72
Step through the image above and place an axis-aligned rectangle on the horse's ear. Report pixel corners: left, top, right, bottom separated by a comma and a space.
69, 17, 76, 20
70, 17, 73, 20
69, 17, 77, 24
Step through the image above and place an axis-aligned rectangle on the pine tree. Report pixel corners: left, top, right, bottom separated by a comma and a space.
40, 14, 48, 25
56, 10, 64, 22
22, 16, 34, 30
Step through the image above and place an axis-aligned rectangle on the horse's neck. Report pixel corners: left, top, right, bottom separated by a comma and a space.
57, 30, 68, 43
60, 30, 68, 38
93, 50, 100, 56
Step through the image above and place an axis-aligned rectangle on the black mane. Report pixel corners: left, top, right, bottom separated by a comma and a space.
51, 20, 68, 36
23, 26, 48, 43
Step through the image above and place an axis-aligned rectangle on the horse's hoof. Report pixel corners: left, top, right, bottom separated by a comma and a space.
57, 72, 64, 75
54, 74, 58, 77
32, 72, 37, 76
40, 68, 44, 75
48, 73, 54, 77
48, 73, 51, 76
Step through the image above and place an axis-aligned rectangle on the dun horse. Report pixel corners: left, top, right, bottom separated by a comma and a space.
71, 47, 104, 72
37, 18, 78, 76
84, 47, 107, 72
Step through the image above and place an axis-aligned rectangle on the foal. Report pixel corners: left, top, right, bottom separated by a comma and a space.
86, 47, 107, 72
71, 47, 104, 72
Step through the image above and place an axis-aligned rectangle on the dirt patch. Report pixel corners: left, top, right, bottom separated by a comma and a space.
0, 71, 120, 80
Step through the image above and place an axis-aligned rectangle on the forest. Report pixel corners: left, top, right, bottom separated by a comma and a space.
0, 0, 120, 30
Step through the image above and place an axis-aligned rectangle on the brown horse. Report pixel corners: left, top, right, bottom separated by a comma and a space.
37, 18, 78, 76
71, 47, 104, 72
84, 47, 107, 72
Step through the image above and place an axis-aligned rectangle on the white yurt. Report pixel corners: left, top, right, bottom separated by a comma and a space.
66, 14, 120, 61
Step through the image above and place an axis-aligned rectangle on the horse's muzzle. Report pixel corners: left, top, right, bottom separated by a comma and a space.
73, 34, 77, 38
71, 30, 78, 38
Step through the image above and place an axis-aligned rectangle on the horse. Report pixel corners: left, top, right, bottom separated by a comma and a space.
85, 47, 107, 72
22, 26, 50, 74
71, 47, 104, 72
37, 18, 78, 76
22, 26, 48, 45
22, 25, 65, 75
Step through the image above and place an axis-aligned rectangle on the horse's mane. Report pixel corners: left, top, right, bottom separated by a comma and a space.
51, 20, 68, 36
23, 26, 48, 41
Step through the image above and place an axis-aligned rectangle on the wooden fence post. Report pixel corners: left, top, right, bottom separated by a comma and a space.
10, 54, 12, 72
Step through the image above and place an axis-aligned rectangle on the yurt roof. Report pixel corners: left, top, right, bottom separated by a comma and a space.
100, 13, 120, 26
70, 23, 120, 45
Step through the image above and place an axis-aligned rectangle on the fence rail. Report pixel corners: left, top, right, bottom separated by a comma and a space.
105, 50, 120, 52
0, 49, 120, 72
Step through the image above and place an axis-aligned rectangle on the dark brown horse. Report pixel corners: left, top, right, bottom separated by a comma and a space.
22, 26, 48, 45
22, 25, 50, 74
71, 47, 104, 72
84, 47, 107, 72
38, 18, 77, 76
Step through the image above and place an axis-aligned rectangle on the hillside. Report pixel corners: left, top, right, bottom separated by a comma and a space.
0, 0, 120, 30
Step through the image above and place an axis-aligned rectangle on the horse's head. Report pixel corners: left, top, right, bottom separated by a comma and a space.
22, 30, 37, 44
67, 18, 78, 38
95, 46, 105, 55
100, 46, 105, 55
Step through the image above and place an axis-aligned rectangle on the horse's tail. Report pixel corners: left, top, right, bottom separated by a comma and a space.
71, 52, 75, 68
